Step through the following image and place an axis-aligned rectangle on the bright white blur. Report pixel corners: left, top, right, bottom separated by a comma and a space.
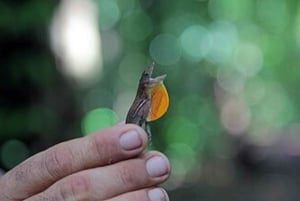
50, 0, 102, 85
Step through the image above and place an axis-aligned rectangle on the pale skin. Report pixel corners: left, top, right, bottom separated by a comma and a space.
0, 123, 170, 201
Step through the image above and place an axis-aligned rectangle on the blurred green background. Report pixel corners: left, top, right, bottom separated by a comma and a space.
1, 0, 300, 200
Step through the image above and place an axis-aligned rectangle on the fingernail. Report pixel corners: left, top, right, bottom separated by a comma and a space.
120, 130, 142, 150
146, 155, 169, 177
148, 188, 169, 201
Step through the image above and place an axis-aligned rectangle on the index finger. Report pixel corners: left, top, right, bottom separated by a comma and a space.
0, 123, 148, 201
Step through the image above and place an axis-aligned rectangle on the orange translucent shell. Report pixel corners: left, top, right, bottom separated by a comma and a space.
147, 83, 169, 121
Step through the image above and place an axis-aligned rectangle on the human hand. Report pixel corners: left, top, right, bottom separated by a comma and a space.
0, 123, 170, 201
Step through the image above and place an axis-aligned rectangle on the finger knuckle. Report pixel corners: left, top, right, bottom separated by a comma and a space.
90, 134, 115, 163
60, 175, 91, 200
44, 145, 74, 179
118, 164, 136, 186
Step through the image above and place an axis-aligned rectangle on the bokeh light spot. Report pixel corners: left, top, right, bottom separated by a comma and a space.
180, 25, 212, 62
50, 0, 102, 85
221, 98, 250, 135
217, 66, 245, 94
233, 42, 263, 77
98, 0, 120, 30
163, 14, 198, 36
257, 0, 289, 33
242, 77, 266, 106
1, 140, 30, 169
248, 82, 296, 145
254, 83, 295, 128
149, 33, 181, 65
165, 117, 200, 149
207, 21, 238, 64
208, 0, 252, 21
82, 108, 118, 135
